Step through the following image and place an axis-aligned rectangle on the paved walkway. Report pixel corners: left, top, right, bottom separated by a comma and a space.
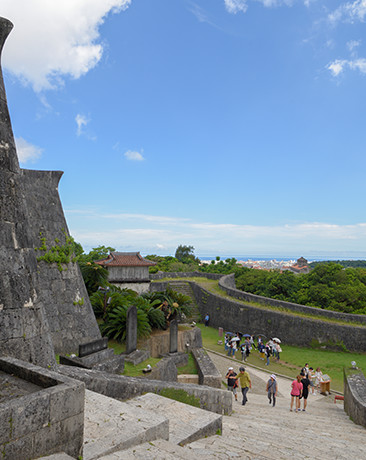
117, 350, 366, 459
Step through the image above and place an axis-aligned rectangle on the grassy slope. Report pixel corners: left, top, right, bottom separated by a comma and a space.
197, 324, 366, 393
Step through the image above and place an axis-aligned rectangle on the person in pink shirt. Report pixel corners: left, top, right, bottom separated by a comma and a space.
290, 375, 303, 412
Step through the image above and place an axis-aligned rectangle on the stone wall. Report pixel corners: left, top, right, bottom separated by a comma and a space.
0, 18, 56, 368
344, 368, 366, 428
191, 281, 366, 352
219, 274, 366, 326
21, 169, 102, 354
0, 357, 85, 460
151, 272, 366, 351
59, 365, 232, 415
0, 17, 102, 364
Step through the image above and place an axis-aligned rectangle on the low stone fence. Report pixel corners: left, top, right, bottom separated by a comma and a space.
150, 271, 222, 281
59, 365, 232, 415
0, 357, 84, 460
192, 348, 221, 389
344, 368, 366, 428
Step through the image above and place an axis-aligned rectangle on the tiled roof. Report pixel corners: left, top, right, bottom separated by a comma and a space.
95, 252, 156, 267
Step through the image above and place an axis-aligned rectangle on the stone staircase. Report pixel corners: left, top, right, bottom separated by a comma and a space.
95, 352, 366, 460
167, 281, 201, 323
42, 353, 366, 460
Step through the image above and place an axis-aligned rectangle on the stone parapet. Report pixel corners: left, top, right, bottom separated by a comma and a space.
59, 365, 232, 415
0, 357, 84, 460
344, 368, 366, 428
192, 348, 222, 389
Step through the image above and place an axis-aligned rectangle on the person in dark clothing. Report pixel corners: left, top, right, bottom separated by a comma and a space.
300, 371, 311, 411
226, 367, 238, 401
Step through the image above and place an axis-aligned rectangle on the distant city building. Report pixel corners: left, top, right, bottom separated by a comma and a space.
95, 252, 156, 294
287, 257, 310, 274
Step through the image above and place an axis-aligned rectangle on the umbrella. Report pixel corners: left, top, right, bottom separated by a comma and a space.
225, 331, 235, 336
242, 334, 251, 338
231, 336, 240, 341
272, 337, 281, 343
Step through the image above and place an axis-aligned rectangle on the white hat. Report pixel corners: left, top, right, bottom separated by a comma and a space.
270, 374, 276, 380
228, 367, 233, 370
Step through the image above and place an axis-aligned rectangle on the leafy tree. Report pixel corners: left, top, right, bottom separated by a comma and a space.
100, 305, 151, 341
174, 245, 200, 264
79, 262, 109, 296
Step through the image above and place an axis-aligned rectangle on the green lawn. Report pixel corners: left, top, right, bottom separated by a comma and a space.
176, 352, 198, 375
197, 324, 366, 393
122, 357, 162, 377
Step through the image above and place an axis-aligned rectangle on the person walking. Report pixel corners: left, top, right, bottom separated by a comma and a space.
300, 372, 310, 411
236, 366, 252, 406
290, 375, 303, 412
226, 367, 238, 402
204, 313, 210, 327
266, 374, 278, 407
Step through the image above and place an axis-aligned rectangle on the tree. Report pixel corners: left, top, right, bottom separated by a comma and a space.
174, 245, 199, 264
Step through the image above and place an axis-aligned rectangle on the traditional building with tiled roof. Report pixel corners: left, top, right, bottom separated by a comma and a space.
95, 252, 156, 294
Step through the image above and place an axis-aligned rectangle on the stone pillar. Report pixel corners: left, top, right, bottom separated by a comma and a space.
169, 319, 178, 354
126, 305, 137, 354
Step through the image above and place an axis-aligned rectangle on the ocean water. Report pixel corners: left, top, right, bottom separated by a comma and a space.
197, 253, 366, 263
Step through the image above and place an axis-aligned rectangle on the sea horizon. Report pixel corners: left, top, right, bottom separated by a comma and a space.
196, 253, 366, 263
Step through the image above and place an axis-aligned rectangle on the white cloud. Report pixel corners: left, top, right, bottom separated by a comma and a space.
124, 150, 144, 161
1, 0, 131, 92
349, 57, 366, 72
328, 58, 366, 76
347, 39, 361, 51
15, 137, 43, 164
327, 59, 347, 76
328, 0, 366, 25
224, 0, 248, 14
75, 114, 89, 136
65, 208, 366, 256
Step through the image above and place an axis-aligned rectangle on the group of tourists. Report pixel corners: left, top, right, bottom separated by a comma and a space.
225, 366, 252, 406
225, 361, 325, 411
224, 333, 282, 365
226, 366, 277, 407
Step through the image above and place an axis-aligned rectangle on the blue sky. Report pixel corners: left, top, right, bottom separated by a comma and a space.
1, 0, 366, 259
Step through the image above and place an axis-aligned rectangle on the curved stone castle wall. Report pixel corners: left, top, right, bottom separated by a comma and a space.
150, 272, 366, 351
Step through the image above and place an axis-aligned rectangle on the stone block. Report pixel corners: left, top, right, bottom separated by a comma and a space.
11, 392, 51, 439
79, 337, 108, 357
1, 433, 33, 460
49, 382, 85, 423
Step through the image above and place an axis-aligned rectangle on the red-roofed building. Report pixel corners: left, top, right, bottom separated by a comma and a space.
287, 257, 311, 274
95, 252, 156, 294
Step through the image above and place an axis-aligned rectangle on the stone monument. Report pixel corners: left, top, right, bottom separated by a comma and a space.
126, 305, 138, 354
169, 319, 178, 354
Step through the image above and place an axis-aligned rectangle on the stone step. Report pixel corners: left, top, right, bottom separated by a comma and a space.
125, 392, 222, 446
167, 281, 201, 321
83, 390, 169, 460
